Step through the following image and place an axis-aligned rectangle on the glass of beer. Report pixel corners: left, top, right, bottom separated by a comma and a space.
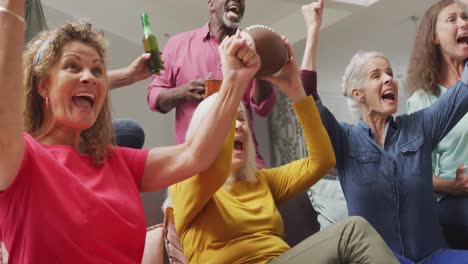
205, 79, 222, 96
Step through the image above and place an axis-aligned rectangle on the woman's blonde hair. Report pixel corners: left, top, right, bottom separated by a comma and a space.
186, 93, 258, 183
23, 21, 113, 164
164, 93, 258, 210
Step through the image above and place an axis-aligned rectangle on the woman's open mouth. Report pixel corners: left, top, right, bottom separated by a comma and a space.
381, 89, 396, 103
234, 138, 244, 152
72, 93, 95, 111
457, 34, 468, 48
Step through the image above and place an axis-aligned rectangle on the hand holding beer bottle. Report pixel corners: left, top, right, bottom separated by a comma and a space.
141, 12, 164, 74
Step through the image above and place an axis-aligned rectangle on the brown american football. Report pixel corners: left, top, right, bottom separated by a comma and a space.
242, 25, 289, 78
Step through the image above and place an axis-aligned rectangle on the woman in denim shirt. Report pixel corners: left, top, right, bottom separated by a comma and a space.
301, 1, 468, 263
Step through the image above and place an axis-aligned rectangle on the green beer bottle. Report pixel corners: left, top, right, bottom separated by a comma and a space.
140, 12, 164, 73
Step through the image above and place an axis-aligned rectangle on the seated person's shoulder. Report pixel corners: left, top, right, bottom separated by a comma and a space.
407, 88, 439, 113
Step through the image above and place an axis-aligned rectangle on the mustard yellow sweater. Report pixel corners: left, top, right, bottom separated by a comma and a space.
169, 96, 335, 264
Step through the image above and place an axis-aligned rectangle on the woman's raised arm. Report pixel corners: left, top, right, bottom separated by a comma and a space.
0, 0, 26, 191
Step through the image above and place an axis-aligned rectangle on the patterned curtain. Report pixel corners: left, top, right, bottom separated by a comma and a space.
269, 90, 306, 167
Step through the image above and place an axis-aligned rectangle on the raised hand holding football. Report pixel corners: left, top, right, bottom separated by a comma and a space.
240, 25, 289, 78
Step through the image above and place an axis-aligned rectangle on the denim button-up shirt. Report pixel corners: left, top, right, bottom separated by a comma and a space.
312, 66, 468, 262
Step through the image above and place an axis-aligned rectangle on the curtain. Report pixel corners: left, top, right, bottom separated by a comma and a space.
268, 90, 305, 167
25, 0, 48, 43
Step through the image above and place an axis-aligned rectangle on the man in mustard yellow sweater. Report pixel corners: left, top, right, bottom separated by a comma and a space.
168, 32, 399, 264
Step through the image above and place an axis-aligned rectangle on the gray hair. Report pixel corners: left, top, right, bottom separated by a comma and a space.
342, 51, 388, 122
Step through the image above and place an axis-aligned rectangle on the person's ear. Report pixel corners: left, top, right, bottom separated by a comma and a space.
36, 77, 49, 99
432, 30, 441, 45
351, 87, 365, 103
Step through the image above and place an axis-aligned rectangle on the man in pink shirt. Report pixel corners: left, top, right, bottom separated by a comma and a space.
147, 0, 277, 168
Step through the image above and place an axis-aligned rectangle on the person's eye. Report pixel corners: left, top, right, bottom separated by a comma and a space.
92, 67, 103, 77
65, 62, 80, 71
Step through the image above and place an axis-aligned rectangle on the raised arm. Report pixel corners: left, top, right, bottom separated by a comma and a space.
107, 53, 152, 89
300, 0, 347, 169
301, 0, 322, 72
406, 91, 468, 195
0, 0, 26, 191
140, 30, 261, 192
261, 36, 335, 203
260, 97, 335, 203
421, 66, 468, 148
